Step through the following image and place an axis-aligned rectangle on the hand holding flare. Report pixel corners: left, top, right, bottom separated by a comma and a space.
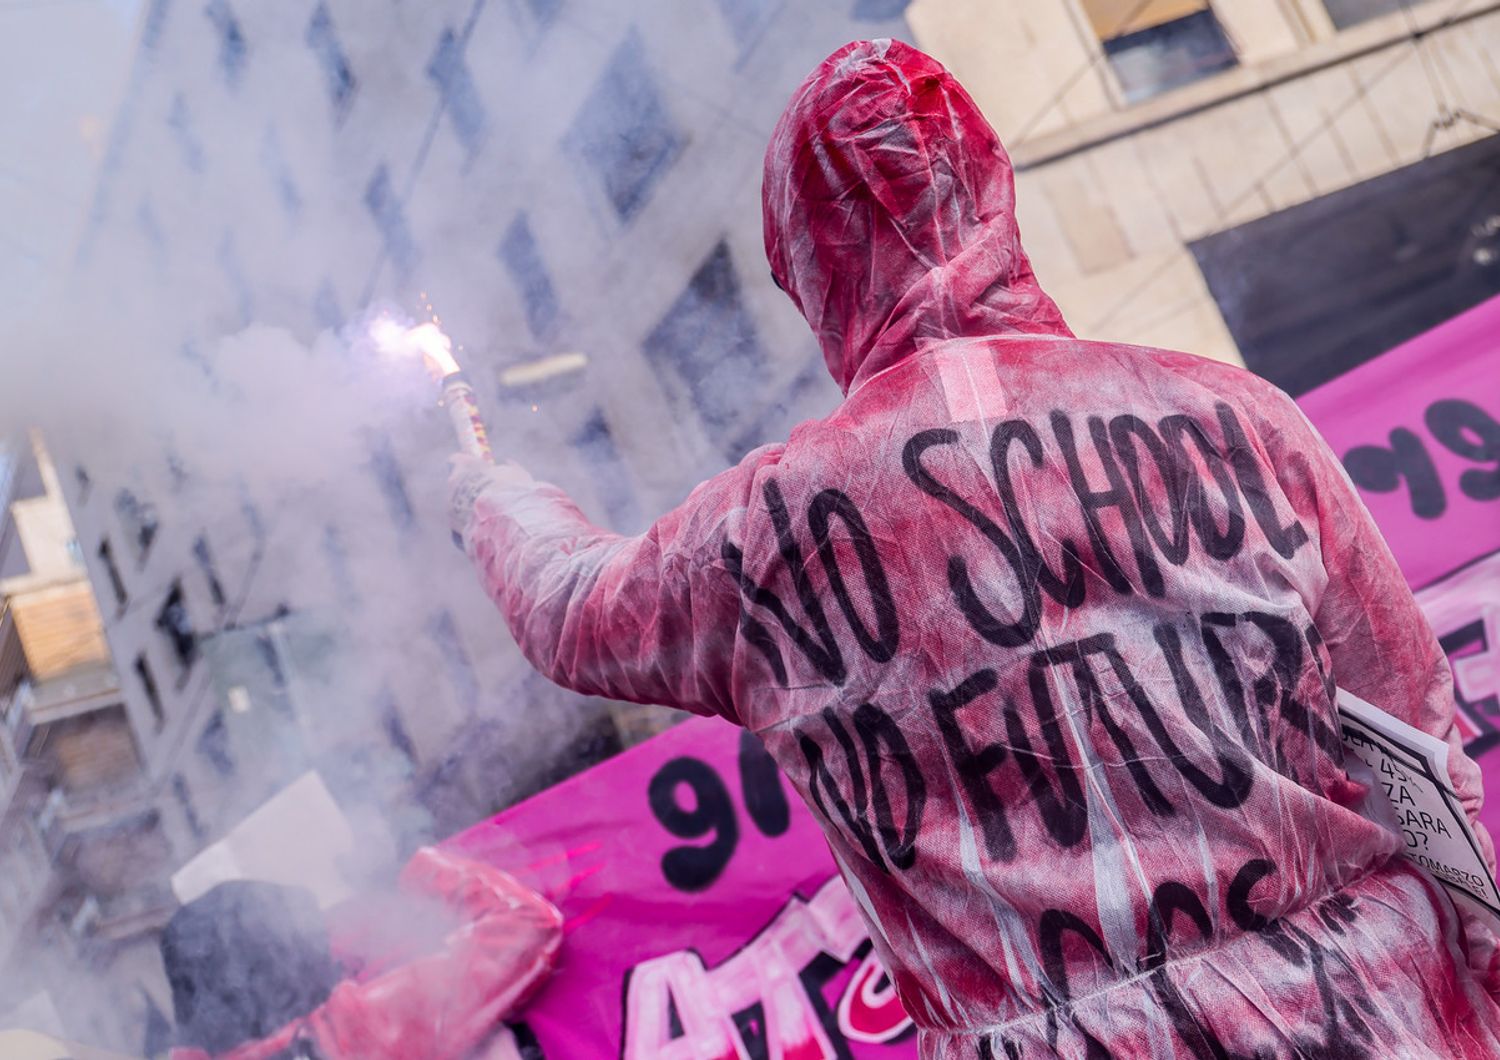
371, 313, 510, 548
370, 315, 493, 462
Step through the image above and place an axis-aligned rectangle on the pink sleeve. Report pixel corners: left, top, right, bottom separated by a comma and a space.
459, 444, 784, 722
308, 847, 563, 1060
1257, 383, 1495, 873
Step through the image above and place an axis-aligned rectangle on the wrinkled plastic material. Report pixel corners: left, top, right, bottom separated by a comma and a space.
170, 847, 563, 1060
459, 39, 1500, 1058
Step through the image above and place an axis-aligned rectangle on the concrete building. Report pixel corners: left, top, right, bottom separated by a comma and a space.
907, 0, 1500, 385
24, 0, 913, 1050
0, 432, 172, 1049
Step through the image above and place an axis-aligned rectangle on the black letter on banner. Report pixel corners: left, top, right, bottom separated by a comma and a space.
1159, 413, 1246, 560
1051, 412, 1165, 597
1032, 636, 1174, 817
739, 730, 790, 838
1215, 403, 1309, 558
854, 703, 926, 871
929, 669, 1016, 861
1109, 414, 1191, 565
722, 480, 845, 683
1427, 398, 1500, 502
648, 757, 739, 892
992, 420, 1087, 607
800, 708, 887, 871
903, 429, 1039, 647
1343, 428, 1446, 519
808, 489, 900, 663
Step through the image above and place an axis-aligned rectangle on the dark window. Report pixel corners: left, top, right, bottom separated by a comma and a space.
165, 450, 188, 492
728, 354, 836, 462
1190, 133, 1500, 395
180, 340, 215, 384
571, 410, 641, 531
173, 774, 205, 841
365, 165, 418, 283
1323, 0, 1408, 30
499, 214, 559, 340
98, 539, 127, 607
369, 436, 416, 532
1083, 2, 1237, 104
167, 93, 205, 173
141, 0, 170, 51
192, 535, 226, 608
155, 581, 198, 674
313, 278, 344, 332
567, 32, 685, 222
643, 241, 767, 455
218, 232, 254, 327
204, 0, 248, 87
261, 128, 302, 222
135, 654, 164, 729
241, 489, 266, 543
306, 2, 357, 121
428, 610, 479, 713
254, 632, 287, 691
382, 691, 417, 766
716, 0, 774, 40
114, 489, 158, 563
197, 711, 234, 777
521, 0, 561, 29
852, 0, 913, 16
137, 199, 167, 272
427, 29, 487, 158
322, 525, 357, 602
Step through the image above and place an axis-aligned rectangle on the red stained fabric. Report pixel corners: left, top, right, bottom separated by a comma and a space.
458, 39, 1500, 1057
170, 848, 562, 1060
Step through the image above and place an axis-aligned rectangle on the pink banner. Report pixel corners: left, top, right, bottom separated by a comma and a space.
1297, 295, 1500, 588
1298, 294, 1500, 834
445, 716, 916, 1059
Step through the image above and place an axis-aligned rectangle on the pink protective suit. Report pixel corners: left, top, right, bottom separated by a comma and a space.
169, 848, 562, 1060
456, 38, 1500, 1058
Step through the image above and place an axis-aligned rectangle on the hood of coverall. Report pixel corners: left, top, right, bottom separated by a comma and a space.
763, 39, 1072, 394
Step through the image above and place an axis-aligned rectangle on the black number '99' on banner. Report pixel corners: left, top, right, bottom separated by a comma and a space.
647, 731, 792, 892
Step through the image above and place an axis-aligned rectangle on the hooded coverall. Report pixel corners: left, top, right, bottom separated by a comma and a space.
453, 38, 1500, 1058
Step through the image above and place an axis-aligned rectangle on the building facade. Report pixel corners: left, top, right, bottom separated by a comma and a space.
30, 0, 913, 1050
0, 433, 173, 1048
907, 0, 1500, 376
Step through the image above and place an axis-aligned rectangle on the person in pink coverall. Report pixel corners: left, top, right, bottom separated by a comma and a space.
449, 38, 1500, 1058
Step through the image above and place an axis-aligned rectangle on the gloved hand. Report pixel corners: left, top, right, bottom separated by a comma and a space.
447, 452, 532, 546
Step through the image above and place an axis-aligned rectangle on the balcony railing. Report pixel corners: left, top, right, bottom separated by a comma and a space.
36, 777, 156, 858
68, 881, 176, 942
3, 662, 122, 755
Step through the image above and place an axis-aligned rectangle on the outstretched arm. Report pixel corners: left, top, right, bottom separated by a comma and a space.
449, 445, 784, 722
